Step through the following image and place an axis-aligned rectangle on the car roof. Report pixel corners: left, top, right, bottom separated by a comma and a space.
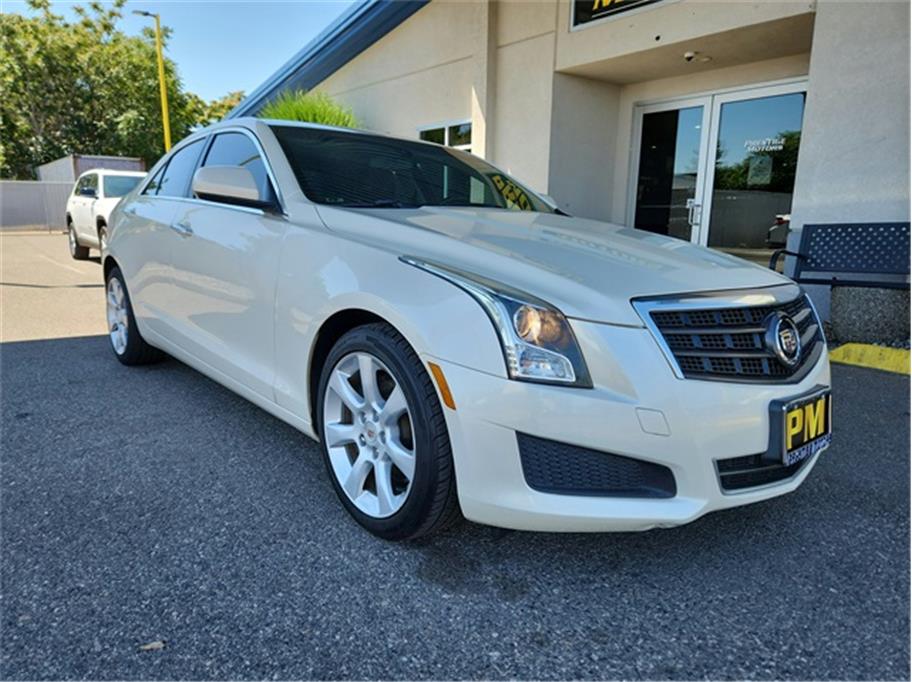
203, 116, 448, 150
77, 169, 147, 179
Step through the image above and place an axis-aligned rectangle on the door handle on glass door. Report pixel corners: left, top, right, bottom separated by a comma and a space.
686, 198, 702, 226
171, 220, 193, 237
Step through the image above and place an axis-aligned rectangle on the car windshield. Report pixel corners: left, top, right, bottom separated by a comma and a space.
270, 125, 555, 213
103, 175, 143, 198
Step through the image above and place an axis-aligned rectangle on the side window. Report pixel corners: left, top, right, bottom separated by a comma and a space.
201, 132, 274, 201
73, 176, 87, 195
157, 139, 205, 198
142, 165, 167, 195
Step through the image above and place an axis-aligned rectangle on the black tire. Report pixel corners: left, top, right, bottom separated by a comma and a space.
104, 266, 164, 366
316, 322, 461, 540
68, 221, 89, 260
97, 222, 108, 254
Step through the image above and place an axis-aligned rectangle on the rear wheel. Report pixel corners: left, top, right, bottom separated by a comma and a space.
105, 266, 163, 365
97, 222, 108, 253
68, 221, 89, 260
317, 323, 460, 540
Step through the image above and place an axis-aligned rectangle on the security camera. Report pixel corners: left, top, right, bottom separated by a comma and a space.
684, 51, 697, 62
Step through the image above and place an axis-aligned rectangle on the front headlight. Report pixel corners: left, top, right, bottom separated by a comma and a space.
401, 257, 592, 388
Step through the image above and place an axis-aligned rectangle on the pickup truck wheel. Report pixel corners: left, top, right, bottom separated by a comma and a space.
68, 222, 89, 260
105, 266, 163, 365
317, 323, 461, 540
97, 223, 108, 253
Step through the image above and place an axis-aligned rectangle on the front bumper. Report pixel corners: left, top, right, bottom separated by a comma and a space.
425, 319, 831, 532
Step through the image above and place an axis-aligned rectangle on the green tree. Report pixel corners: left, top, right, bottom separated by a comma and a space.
259, 89, 358, 128
200, 90, 245, 125
0, 0, 202, 178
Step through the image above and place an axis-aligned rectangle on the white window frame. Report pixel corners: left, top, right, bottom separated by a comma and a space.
417, 119, 472, 151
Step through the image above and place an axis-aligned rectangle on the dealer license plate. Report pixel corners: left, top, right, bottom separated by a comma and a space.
781, 391, 832, 465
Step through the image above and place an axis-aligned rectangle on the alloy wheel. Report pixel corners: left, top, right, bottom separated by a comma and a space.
322, 352, 416, 518
106, 277, 129, 355
68, 225, 77, 256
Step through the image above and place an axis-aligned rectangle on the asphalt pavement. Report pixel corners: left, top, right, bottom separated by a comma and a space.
1, 234, 909, 680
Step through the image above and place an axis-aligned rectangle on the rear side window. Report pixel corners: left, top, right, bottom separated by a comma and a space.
157, 139, 204, 197
201, 132, 273, 202
103, 175, 142, 198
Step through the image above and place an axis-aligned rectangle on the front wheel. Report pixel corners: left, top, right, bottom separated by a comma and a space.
105, 266, 163, 365
317, 323, 460, 540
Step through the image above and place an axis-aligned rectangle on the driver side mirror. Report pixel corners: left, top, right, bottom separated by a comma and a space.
192, 165, 275, 211
79, 187, 97, 198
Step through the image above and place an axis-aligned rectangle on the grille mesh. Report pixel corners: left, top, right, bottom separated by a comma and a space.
517, 433, 676, 498
648, 295, 823, 382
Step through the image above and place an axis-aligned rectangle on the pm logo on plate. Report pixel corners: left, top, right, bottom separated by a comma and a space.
765, 312, 802, 367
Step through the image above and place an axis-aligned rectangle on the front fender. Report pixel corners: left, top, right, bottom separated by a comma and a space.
272, 226, 506, 433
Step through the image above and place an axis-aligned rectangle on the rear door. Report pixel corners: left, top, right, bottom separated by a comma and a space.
168, 130, 287, 398
116, 139, 206, 336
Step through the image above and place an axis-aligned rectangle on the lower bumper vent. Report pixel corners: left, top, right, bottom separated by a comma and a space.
517, 433, 676, 498
716, 453, 811, 492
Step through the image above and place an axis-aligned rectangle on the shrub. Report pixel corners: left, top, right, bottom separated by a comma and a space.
258, 90, 358, 128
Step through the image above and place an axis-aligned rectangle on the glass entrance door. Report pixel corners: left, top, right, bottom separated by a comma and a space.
700, 87, 806, 265
632, 99, 711, 242
632, 82, 807, 265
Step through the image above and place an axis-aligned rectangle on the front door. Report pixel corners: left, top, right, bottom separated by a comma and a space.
632, 82, 807, 266
167, 130, 287, 399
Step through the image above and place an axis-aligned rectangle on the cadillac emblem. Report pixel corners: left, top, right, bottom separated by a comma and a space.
765, 312, 802, 367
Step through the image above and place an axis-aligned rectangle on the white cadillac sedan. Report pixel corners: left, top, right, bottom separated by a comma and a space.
104, 118, 832, 540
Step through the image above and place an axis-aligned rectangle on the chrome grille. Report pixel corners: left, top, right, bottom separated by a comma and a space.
643, 294, 824, 382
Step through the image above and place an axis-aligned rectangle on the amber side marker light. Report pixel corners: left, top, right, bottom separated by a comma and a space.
428, 362, 457, 410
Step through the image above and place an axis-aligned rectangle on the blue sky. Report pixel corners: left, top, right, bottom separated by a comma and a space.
4, 0, 356, 101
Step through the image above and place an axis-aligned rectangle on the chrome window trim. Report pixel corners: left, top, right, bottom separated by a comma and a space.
136, 126, 288, 216
631, 284, 808, 382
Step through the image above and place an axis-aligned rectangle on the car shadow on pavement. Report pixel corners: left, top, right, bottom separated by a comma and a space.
2, 334, 909, 680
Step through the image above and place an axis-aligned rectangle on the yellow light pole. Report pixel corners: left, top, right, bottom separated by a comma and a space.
133, 10, 172, 151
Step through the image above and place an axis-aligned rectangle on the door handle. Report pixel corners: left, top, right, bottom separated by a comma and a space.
171, 220, 193, 237
686, 198, 702, 227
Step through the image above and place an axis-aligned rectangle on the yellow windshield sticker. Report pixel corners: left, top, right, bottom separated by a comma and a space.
490, 174, 533, 211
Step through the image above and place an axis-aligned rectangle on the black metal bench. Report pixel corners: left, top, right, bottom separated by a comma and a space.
769, 222, 910, 289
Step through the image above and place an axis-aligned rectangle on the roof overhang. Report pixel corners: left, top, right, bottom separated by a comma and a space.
228, 0, 428, 118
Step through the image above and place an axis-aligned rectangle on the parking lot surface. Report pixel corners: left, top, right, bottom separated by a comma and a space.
1, 234, 910, 680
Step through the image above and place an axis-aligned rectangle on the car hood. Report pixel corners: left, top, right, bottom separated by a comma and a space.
315, 206, 793, 326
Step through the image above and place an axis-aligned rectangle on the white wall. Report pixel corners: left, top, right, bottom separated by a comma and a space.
789, 0, 911, 228
318, 1, 475, 138
547, 73, 620, 218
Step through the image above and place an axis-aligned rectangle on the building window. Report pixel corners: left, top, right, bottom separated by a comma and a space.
419, 121, 472, 151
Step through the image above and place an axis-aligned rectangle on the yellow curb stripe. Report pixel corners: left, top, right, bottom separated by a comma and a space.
829, 343, 911, 375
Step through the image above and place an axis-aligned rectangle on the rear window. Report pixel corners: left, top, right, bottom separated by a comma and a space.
103, 175, 142, 198
270, 125, 554, 213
